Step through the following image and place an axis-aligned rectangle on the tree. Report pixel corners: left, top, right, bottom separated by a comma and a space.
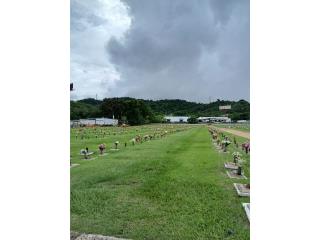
187, 117, 198, 124
99, 98, 155, 125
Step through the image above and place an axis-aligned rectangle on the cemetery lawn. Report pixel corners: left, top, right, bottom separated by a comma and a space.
71, 126, 250, 239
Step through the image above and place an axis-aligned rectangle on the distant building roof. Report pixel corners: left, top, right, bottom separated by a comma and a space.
164, 116, 189, 122
197, 116, 231, 122
197, 116, 230, 120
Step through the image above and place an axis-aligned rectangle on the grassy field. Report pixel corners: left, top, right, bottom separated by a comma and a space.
71, 124, 250, 239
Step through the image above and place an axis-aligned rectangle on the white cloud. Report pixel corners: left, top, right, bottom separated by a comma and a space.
70, 0, 131, 100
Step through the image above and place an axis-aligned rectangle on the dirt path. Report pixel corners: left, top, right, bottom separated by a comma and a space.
216, 127, 250, 139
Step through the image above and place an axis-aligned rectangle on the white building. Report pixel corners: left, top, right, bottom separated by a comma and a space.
95, 118, 118, 126
164, 116, 189, 123
70, 120, 80, 128
79, 119, 96, 126
237, 120, 248, 123
197, 116, 231, 123
71, 118, 118, 127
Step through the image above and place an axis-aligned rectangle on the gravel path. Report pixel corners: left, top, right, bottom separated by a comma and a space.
217, 127, 250, 139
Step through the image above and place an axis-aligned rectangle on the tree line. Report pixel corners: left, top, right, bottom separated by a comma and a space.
71, 97, 250, 124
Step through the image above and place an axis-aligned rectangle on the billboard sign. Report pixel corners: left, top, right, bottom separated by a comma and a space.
219, 105, 231, 110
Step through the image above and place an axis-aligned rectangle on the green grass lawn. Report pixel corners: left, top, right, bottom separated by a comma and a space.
71, 125, 250, 239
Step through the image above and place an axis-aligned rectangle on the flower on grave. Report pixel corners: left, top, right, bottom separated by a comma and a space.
80, 149, 87, 154
232, 152, 241, 159
232, 152, 241, 157
232, 152, 241, 163
242, 142, 250, 151
99, 143, 106, 150
212, 133, 218, 140
222, 140, 231, 146
244, 142, 250, 154
98, 144, 106, 154
221, 140, 231, 152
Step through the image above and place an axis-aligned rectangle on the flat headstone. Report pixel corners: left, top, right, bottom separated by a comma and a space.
110, 149, 120, 151
242, 203, 250, 221
70, 163, 80, 168
233, 183, 250, 197
224, 162, 239, 170
226, 170, 247, 179
72, 232, 130, 240
79, 152, 94, 156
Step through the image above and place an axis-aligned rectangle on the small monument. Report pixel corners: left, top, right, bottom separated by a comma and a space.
226, 167, 247, 179
110, 141, 120, 151
234, 183, 250, 197
80, 147, 94, 159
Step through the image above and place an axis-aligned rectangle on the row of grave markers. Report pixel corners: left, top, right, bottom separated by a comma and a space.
72, 125, 194, 140
209, 127, 250, 222
71, 125, 195, 166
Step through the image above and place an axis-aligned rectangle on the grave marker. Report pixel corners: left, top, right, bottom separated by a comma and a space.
242, 203, 250, 221
233, 183, 250, 197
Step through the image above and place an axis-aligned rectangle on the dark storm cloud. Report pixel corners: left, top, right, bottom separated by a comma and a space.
106, 0, 249, 102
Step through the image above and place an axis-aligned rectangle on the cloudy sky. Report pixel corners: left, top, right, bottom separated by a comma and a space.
70, 0, 249, 102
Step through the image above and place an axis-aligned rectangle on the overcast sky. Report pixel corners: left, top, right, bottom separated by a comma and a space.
70, 0, 249, 103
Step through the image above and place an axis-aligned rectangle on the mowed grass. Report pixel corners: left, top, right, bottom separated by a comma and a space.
71, 125, 250, 239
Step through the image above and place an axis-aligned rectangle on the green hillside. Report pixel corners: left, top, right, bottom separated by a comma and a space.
70, 98, 250, 123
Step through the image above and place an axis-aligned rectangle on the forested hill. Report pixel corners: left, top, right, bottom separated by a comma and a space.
71, 98, 250, 122
144, 99, 249, 118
